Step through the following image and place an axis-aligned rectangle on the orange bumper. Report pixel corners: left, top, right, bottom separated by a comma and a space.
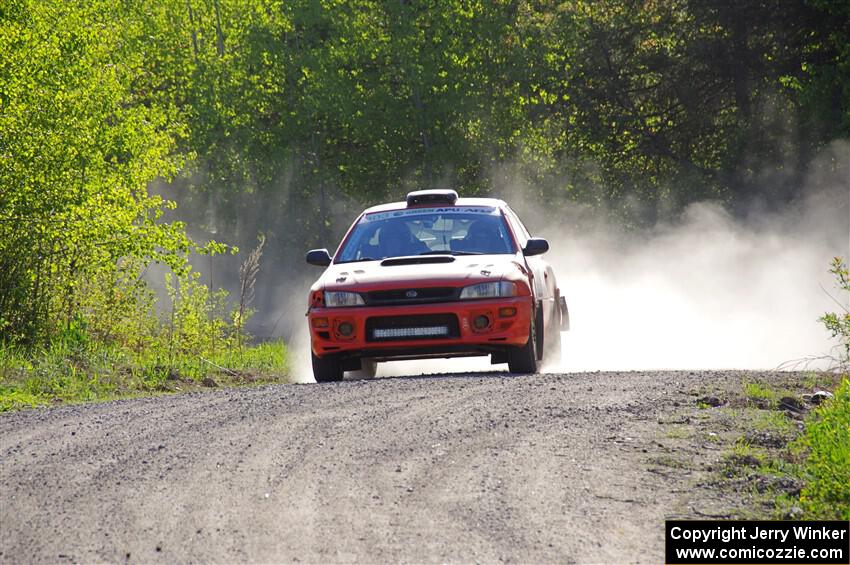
308, 296, 532, 359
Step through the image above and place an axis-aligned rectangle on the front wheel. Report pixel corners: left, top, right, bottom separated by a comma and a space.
312, 352, 343, 383
544, 302, 562, 365
508, 318, 538, 374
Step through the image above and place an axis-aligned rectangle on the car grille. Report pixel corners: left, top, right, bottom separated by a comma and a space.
363, 287, 460, 306
366, 314, 460, 342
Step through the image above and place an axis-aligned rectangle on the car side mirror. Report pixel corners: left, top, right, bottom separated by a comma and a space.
306, 248, 332, 266
522, 237, 549, 257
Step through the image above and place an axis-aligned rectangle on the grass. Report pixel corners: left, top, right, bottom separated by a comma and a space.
803, 372, 841, 390
666, 426, 691, 439
712, 375, 849, 520
743, 381, 776, 403
750, 409, 795, 435
199, 341, 288, 375
651, 454, 691, 469
720, 440, 766, 477
657, 371, 846, 519
742, 380, 798, 409
792, 378, 850, 519
0, 339, 290, 412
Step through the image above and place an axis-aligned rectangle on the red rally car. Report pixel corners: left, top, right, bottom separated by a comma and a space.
305, 190, 569, 382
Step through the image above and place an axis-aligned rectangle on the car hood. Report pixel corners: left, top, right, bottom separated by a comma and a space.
313, 254, 528, 291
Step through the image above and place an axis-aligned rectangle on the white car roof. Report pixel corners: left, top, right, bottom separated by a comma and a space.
362, 197, 508, 215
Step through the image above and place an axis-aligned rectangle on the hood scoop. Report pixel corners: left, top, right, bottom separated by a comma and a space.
380, 255, 456, 267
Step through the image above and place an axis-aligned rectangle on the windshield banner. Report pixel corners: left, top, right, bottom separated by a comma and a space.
363, 207, 497, 222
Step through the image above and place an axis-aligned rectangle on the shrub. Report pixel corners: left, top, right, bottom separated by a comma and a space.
820, 257, 850, 369
794, 378, 850, 519
0, 235, 286, 411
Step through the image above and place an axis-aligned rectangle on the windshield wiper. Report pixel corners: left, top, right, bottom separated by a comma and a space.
419, 250, 482, 256
336, 257, 376, 264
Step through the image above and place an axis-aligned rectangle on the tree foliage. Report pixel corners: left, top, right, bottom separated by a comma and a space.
136, 0, 848, 240
1, 0, 848, 344
0, 1, 219, 342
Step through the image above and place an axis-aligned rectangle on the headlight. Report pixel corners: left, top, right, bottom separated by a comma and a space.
324, 291, 365, 307
459, 281, 517, 300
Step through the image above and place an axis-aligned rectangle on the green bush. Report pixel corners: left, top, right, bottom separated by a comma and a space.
820, 257, 850, 369
0, 237, 285, 411
795, 378, 850, 519
161, 269, 231, 360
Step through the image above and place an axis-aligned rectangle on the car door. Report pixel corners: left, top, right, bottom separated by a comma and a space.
505, 207, 558, 331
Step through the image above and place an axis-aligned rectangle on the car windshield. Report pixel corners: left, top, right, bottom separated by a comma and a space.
335, 206, 516, 263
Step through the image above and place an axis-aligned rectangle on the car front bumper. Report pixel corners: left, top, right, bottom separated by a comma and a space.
308, 296, 532, 360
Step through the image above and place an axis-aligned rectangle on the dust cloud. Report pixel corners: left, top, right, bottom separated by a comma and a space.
546, 199, 846, 372
537, 142, 850, 372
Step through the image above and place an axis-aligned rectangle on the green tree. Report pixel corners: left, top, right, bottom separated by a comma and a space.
0, 1, 199, 343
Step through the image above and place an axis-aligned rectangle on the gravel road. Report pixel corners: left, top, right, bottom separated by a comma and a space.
1, 370, 768, 563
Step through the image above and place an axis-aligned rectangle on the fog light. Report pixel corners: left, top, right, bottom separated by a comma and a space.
337, 321, 354, 336
473, 315, 490, 330
498, 307, 517, 318
312, 317, 329, 328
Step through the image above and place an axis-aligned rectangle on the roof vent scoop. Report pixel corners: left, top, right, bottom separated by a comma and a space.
406, 189, 458, 207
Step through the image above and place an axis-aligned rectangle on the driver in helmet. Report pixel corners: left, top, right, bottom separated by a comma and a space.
378, 221, 428, 258
454, 219, 506, 254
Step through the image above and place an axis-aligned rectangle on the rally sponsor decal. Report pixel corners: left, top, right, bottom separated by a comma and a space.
363, 207, 497, 221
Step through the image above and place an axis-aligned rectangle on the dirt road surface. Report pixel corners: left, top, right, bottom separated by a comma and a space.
1, 370, 767, 563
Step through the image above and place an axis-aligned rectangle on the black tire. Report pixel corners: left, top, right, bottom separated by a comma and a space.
534, 303, 545, 361
311, 352, 343, 383
508, 316, 538, 374
544, 301, 562, 364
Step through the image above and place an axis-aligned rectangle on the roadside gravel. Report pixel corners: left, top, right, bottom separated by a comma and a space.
0, 370, 789, 563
